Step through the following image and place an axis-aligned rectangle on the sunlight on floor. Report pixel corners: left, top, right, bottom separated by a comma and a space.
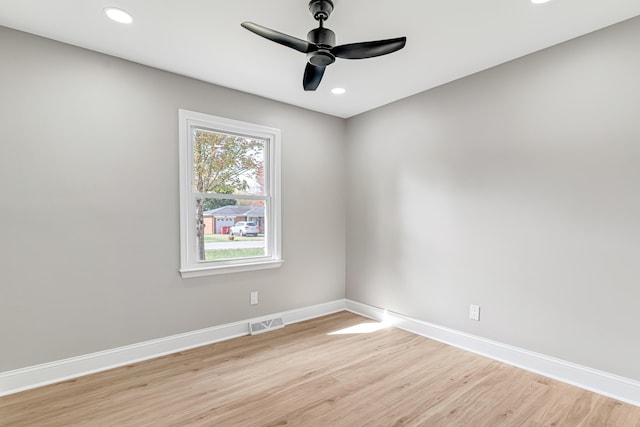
328, 322, 389, 335
328, 311, 392, 335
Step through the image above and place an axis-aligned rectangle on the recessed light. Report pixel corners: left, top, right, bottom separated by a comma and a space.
331, 88, 346, 95
530, 0, 552, 4
104, 7, 133, 24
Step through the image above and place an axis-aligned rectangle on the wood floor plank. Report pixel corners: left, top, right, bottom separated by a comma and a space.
1, 311, 639, 426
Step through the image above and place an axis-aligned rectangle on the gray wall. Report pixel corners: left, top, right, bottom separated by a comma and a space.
0, 26, 346, 371
346, 16, 640, 381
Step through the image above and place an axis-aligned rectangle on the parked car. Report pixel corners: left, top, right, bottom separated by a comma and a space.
230, 221, 259, 237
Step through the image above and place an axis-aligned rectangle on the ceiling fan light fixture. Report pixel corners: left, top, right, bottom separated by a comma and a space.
530, 0, 552, 4
104, 7, 133, 24
331, 88, 346, 95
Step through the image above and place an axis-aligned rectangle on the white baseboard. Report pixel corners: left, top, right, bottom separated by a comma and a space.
345, 299, 640, 408
0, 299, 347, 397
4, 298, 639, 408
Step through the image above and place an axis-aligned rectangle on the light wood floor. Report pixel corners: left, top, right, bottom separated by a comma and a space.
2, 311, 639, 426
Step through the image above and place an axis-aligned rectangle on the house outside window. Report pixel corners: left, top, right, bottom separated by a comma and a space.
178, 109, 282, 277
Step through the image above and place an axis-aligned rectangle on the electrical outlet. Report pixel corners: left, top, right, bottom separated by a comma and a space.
250, 291, 258, 305
469, 304, 480, 321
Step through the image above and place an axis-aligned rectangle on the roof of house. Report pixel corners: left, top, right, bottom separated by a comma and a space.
204, 205, 264, 217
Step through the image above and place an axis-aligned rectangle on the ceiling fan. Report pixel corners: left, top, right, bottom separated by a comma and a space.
241, 0, 407, 91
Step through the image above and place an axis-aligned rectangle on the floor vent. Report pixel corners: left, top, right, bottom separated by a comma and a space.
249, 317, 285, 335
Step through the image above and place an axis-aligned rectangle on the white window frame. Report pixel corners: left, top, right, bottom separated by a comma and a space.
178, 109, 283, 277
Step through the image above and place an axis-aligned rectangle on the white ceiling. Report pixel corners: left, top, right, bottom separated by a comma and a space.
1, 0, 639, 118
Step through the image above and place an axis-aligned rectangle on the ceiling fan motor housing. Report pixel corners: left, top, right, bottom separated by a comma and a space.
307, 27, 335, 47
307, 27, 336, 66
309, 0, 334, 21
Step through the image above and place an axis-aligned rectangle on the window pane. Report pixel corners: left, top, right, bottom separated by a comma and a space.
197, 198, 266, 262
193, 129, 265, 196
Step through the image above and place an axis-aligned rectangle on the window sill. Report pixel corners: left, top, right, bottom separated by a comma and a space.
180, 259, 284, 278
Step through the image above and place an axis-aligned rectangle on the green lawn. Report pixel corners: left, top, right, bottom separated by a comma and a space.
204, 233, 263, 243
205, 248, 265, 261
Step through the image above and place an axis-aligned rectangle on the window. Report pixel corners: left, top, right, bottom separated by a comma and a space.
178, 109, 282, 277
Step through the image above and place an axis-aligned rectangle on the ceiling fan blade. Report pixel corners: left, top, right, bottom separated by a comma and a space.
332, 37, 407, 59
241, 22, 313, 54
303, 63, 326, 91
